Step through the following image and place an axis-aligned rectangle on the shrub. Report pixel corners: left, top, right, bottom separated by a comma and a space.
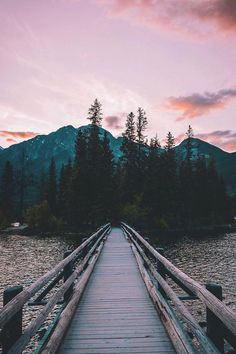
25, 200, 62, 231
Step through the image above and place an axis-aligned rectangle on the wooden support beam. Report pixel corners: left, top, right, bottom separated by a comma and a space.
206, 284, 224, 353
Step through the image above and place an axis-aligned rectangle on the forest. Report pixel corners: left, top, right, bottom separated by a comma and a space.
0, 99, 232, 232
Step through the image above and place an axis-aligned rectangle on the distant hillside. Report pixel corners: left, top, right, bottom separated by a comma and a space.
0, 125, 123, 176
0, 125, 235, 195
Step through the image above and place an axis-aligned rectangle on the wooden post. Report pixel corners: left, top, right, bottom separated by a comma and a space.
206, 283, 224, 353
2, 285, 23, 353
82, 237, 88, 258
143, 237, 150, 261
156, 248, 166, 297
64, 251, 74, 302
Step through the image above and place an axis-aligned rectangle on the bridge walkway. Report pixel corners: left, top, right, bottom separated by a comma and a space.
58, 227, 175, 354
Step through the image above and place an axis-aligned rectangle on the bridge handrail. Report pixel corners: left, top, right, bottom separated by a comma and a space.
124, 226, 219, 354
5, 227, 109, 354
121, 222, 236, 338
0, 223, 110, 330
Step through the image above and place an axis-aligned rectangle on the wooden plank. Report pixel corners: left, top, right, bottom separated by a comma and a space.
56, 227, 175, 354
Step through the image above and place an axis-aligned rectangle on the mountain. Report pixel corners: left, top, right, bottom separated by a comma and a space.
0, 124, 235, 195
0, 125, 124, 176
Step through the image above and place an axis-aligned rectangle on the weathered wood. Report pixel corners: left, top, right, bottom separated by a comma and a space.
34, 272, 63, 303
122, 223, 236, 337
131, 243, 194, 354
156, 247, 166, 297
0, 223, 110, 330
206, 284, 224, 352
41, 241, 106, 354
56, 228, 175, 354
2, 286, 23, 354
64, 250, 74, 302
7, 235, 107, 354
126, 230, 220, 354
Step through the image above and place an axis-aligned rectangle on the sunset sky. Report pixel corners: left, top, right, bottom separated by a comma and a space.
1, 0, 236, 151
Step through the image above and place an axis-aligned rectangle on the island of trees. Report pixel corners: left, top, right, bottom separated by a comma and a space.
0, 99, 233, 233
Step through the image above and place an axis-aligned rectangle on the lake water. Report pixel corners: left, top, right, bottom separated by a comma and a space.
0, 230, 235, 351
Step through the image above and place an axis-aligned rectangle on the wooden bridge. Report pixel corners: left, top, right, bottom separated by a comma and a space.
0, 223, 236, 354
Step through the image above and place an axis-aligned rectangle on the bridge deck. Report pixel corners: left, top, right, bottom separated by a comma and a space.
58, 227, 175, 354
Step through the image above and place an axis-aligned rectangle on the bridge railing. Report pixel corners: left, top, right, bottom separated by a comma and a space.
122, 222, 236, 354
0, 223, 111, 354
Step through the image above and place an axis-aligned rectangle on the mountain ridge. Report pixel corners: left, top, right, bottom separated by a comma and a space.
0, 124, 235, 194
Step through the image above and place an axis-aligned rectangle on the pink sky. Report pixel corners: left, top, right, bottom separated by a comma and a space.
0, 0, 236, 151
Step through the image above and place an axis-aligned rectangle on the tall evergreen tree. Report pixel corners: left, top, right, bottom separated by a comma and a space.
136, 107, 147, 147
87, 99, 103, 126
46, 158, 57, 215
0, 161, 14, 220
143, 136, 162, 225
161, 132, 180, 225
100, 132, 115, 221
193, 155, 208, 224
121, 112, 139, 203
180, 125, 194, 227
122, 112, 136, 142
75, 131, 88, 168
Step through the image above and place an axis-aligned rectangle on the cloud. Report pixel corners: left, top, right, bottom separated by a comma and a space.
0, 130, 39, 139
176, 129, 236, 152
99, 0, 236, 35
0, 130, 38, 144
6, 138, 17, 143
165, 88, 236, 120
104, 115, 123, 130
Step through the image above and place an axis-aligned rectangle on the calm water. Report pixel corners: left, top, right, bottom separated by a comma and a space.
0, 231, 235, 351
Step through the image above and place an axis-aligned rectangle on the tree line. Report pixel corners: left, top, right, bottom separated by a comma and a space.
0, 99, 232, 231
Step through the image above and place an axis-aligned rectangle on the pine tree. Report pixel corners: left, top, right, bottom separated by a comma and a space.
193, 155, 208, 224
46, 158, 57, 215
87, 99, 103, 126
180, 126, 194, 227
75, 130, 87, 167
165, 132, 175, 152
143, 135, 162, 225
122, 112, 136, 142
136, 107, 147, 146
100, 132, 115, 221
0, 161, 14, 220
58, 165, 67, 220
161, 132, 180, 225
186, 125, 194, 160
121, 112, 139, 203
